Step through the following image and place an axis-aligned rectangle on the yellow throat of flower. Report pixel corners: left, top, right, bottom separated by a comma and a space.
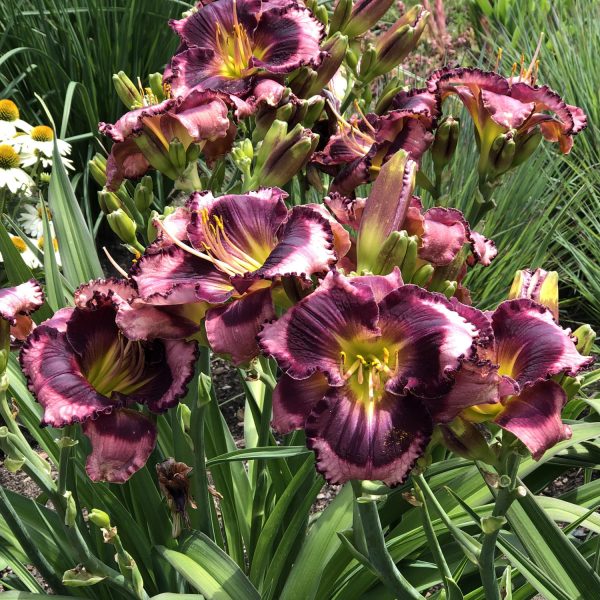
0, 145, 20, 169
30, 125, 54, 142
214, 2, 257, 78
339, 340, 400, 408
0, 99, 19, 122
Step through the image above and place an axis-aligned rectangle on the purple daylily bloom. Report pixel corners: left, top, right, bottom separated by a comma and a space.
312, 88, 439, 195
449, 298, 593, 458
0, 279, 44, 346
99, 90, 233, 189
259, 270, 491, 485
131, 187, 337, 365
167, 0, 324, 99
20, 279, 197, 483
428, 66, 587, 156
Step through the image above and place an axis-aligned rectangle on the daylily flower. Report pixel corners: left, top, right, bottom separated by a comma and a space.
167, 0, 324, 99
99, 90, 233, 190
259, 270, 491, 485
131, 188, 337, 365
312, 89, 439, 195
0, 280, 44, 351
20, 279, 198, 483
427, 67, 587, 177
448, 298, 593, 459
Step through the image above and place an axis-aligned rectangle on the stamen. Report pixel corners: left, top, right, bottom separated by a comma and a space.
494, 47, 503, 72
353, 100, 376, 134
102, 247, 130, 278
510, 62, 518, 79
153, 218, 239, 276
525, 33, 544, 82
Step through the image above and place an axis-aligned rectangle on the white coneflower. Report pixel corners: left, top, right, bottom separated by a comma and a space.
13, 125, 73, 170
0, 99, 32, 140
0, 235, 41, 268
0, 144, 35, 193
18, 203, 54, 238
37, 235, 61, 267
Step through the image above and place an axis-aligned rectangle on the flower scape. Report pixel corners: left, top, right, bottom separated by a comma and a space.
0, 1, 598, 599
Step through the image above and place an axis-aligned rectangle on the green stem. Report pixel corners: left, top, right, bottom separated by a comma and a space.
478, 449, 521, 600
352, 482, 425, 600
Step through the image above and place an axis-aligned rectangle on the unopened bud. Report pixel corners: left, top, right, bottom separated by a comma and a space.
363, 6, 429, 81
147, 210, 159, 243
306, 33, 348, 97
342, 0, 394, 38
107, 209, 137, 245
112, 71, 142, 109
148, 72, 166, 103
358, 43, 377, 80
168, 138, 187, 173
88, 509, 111, 530
439, 418, 496, 464
88, 154, 107, 188
573, 324, 596, 356
134, 184, 152, 213
330, 0, 352, 34
64, 491, 77, 527
488, 133, 516, 176
512, 131, 542, 168
98, 190, 122, 215
432, 117, 460, 172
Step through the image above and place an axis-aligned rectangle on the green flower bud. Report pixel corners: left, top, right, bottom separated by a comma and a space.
573, 324, 596, 356
134, 184, 153, 213
358, 43, 377, 80
488, 133, 516, 176
107, 209, 137, 245
88, 508, 112, 529
439, 418, 497, 465
98, 190, 122, 215
112, 71, 142, 109
148, 72, 166, 103
305, 33, 348, 97
342, 0, 394, 38
315, 4, 328, 27
432, 117, 460, 172
512, 131, 543, 168
168, 138, 187, 173
88, 154, 107, 188
147, 210, 159, 244
63, 491, 77, 527
330, 0, 352, 34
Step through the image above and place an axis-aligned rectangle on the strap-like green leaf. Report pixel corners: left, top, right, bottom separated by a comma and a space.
157, 532, 260, 600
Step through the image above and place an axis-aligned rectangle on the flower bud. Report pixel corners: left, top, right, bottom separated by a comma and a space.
157, 458, 196, 538
488, 132, 516, 176
134, 134, 179, 180
439, 418, 496, 464
107, 208, 137, 246
112, 71, 142, 109
432, 117, 460, 172
88, 153, 107, 188
315, 4, 328, 26
63, 491, 77, 527
168, 138, 187, 173
342, 0, 394, 38
573, 324, 596, 356
251, 121, 318, 189
302, 96, 326, 129
512, 131, 543, 168
98, 190, 122, 215
330, 0, 353, 34
147, 210, 159, 244
363, 6, 429, 81
374, 80, 406, 114
358, 43, 377, 80
148, 72, 166, 103
509, 268, 558, 321
305, 33, 348, 97
88, 509, 112, 530
134, 184, 153, 213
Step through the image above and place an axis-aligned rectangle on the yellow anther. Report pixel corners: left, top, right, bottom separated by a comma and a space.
383, 347, 390, 365
495, 47, 503, 72
355, 354, 368, 365
340, 351, 347, 364
357, 362, 364, 385
510, 62, 517, 79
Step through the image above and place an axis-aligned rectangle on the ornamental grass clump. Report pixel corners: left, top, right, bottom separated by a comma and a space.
0, 1, 598, 599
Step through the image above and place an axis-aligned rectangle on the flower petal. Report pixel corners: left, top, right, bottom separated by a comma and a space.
305, 387, 432, 485
0, 279, 44, 325
251, 4, 324, 73
83, 409, 157, 483
205, 287, 275, 365
233, 205, 336, 291
419, 207, 469, 266
481, 89, 535, 129
131, 245, 233, 305
349, 268, 403, 303
259, 271, 380, 383
20, 326, 114, 427
468, 230, 497, 266
272, 372, 329, 434
495, 380, 571, 460
74, 278, 137, 308
105, 139, 151, 191
378, 285, 482, 396
492, 299, 594, 387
